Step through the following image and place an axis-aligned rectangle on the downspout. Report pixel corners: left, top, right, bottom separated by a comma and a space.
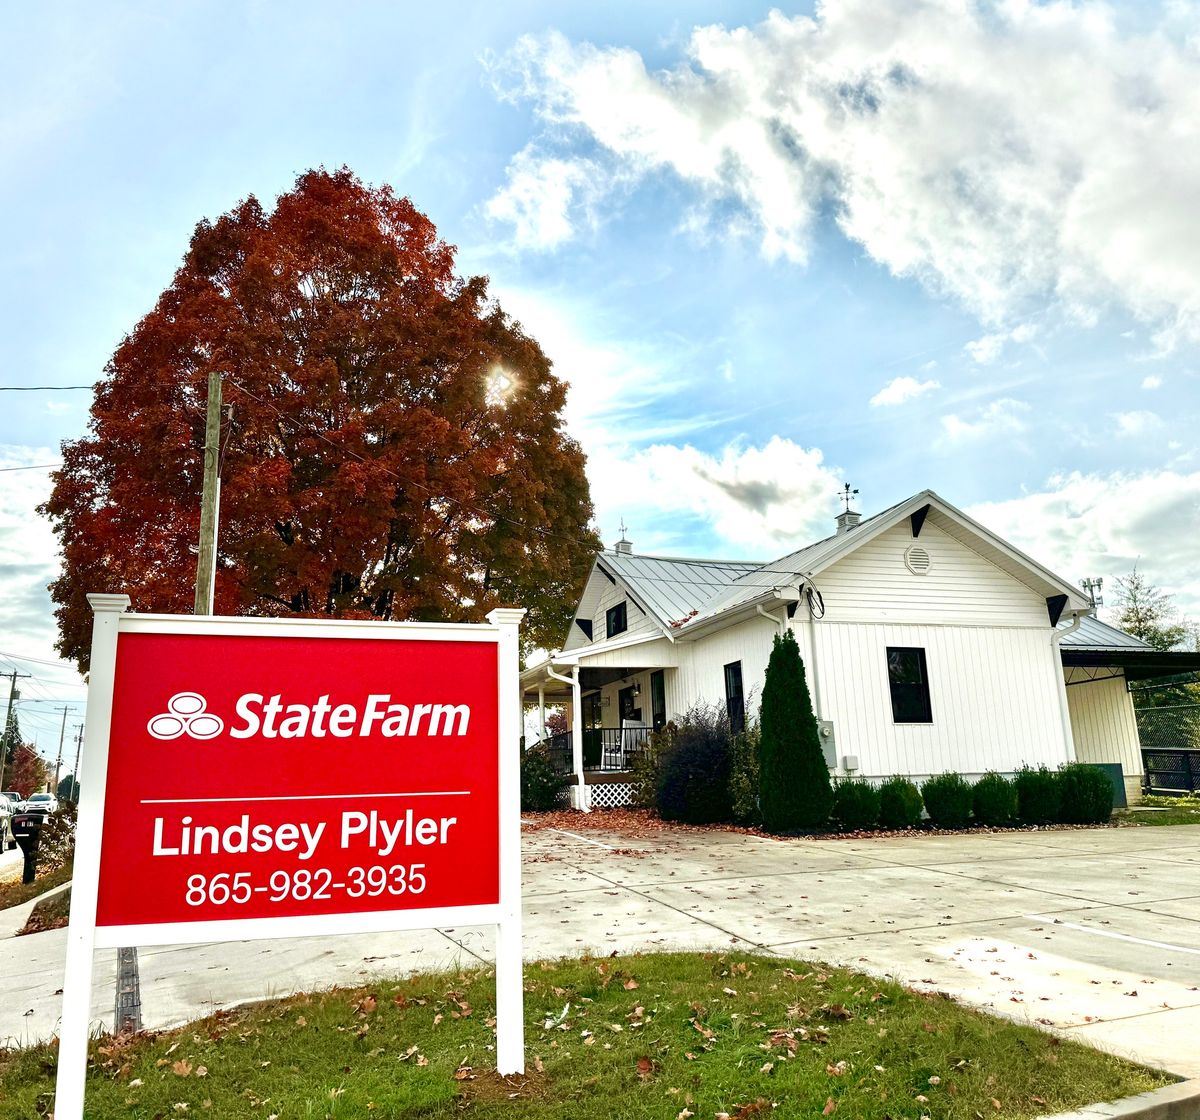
546, 665, 589, 811
756, 604, 786, 632
1050, 610, 1085, 763
801, 578, 825, 721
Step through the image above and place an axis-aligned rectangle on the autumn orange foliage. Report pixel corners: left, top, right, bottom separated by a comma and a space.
43, 169, 599, 668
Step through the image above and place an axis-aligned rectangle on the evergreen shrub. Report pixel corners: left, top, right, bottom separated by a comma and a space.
729, 726, 762, 827
1015, 766, 1061, 824
759, 630, 832, 832
831, 779, 881, 832
520, 746, 569, 812
921, 772, 974, 829
631, 724, 674, 809
656, 704, 733, 824
1057, 763, 1114, 824
972, 772, 1017, 826
878, 776, 924, 829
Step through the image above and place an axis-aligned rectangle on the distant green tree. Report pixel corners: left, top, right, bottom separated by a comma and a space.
58, 773, 80, 802
1, 707, 22, 765
1115, 567, 1188, 651
759, 630, 832, 832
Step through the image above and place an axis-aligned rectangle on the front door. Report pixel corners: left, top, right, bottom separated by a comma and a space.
582, 691, 602, 767
650, 670, 666, 732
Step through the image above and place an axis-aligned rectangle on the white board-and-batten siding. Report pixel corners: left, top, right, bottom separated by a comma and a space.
813, 621, 1068, 779
666, 518, 1070, 780
815, 521, 1050, 626
1065, 668, 1142, 781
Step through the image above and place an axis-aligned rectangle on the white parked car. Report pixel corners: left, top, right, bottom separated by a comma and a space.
20, 792, 58, 816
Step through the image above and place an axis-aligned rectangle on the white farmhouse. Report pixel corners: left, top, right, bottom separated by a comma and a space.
521, 490, 1193, 810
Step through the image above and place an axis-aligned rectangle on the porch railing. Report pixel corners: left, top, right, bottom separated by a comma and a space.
542, 727, 652, 773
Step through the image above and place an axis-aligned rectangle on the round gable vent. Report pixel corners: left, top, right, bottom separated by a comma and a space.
904, 545, 932, 575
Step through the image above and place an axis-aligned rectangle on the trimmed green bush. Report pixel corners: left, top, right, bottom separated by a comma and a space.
972, 772, 1017, 826
520, 746, 569, 811
921, 772, 974, 829
631, 723, 673, 809
1015, 765, 1061, 824
656, 704, 733, 824
831, 779, 881, 832
729, 726, 762, 827
759, 630, 832, 832
878, 776, 924, 829
1057, 763, 1114, 824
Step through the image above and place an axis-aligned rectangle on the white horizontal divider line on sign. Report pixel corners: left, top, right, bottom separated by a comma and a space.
140, 791, 471, 804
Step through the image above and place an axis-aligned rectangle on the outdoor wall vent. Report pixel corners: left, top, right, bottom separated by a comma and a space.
904, 545, 932, 575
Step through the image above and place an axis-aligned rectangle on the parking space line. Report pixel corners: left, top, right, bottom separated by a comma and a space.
1025, 913, 1200, 956
546, 828, 619, 851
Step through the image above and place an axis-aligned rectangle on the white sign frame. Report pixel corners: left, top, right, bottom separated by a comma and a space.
55, 595, 526, 1118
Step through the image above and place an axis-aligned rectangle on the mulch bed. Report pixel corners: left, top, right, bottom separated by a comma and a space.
520, 806, 1119, 842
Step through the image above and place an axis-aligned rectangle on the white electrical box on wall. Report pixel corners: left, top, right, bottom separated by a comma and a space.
817, 720, 836, 768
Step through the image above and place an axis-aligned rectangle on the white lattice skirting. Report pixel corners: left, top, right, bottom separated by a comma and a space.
586, 782, 635, 809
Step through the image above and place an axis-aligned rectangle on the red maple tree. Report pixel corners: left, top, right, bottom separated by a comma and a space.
43, 169, 599, 668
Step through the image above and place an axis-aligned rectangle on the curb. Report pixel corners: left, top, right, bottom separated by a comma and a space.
1039, 1080, 1200, 1119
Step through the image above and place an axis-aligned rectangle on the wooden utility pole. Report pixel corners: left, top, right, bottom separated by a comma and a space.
69, 724, 82, 799
0, 669, 31, 792
193, 367, 222, 616
52, 705, 71, 794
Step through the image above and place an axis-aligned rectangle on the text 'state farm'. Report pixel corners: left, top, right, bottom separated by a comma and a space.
96, 631, 500, 927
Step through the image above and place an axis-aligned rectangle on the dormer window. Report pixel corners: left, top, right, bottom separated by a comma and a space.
606, 601, 628, 638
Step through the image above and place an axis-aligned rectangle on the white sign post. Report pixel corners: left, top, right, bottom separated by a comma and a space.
54, 596, 526, 1118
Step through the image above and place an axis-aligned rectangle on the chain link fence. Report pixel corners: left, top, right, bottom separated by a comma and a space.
1138, 704, 1200, 793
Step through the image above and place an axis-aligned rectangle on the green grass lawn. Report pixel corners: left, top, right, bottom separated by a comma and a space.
1116, 795, 1200, 827
0, 859, 72, 911
0, 952, 1170, 1120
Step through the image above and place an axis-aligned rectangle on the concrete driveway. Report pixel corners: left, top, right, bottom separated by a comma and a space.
3, 822, 1199, 1080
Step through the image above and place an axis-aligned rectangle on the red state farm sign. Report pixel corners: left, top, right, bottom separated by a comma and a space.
96, 630, 499, 927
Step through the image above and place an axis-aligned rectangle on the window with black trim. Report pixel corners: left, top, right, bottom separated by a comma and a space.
606, 601, 628, 638
724, 660, 745, 735
887, 647, 932, 723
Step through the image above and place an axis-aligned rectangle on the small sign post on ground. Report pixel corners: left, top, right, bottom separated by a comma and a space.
55, 595, 525, 1118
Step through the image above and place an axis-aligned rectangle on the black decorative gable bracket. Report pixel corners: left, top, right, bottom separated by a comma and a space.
575, 618, 593, 640
910, 504, 930, 538
1046, 594, 1069, 628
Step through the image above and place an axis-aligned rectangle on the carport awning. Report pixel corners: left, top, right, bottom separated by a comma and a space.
1060, 648, 1200, 683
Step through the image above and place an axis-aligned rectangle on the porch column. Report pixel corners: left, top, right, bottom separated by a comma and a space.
570, 668, 585, 791
538, 685, 546, 742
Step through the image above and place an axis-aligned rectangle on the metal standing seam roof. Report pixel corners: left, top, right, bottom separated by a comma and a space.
1058, 614, 1154, 650
676, 498, 912, 627
598, 551, 762, 628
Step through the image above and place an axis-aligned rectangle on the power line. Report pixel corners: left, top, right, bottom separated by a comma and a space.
0, 385, 91, 392
0, 462, 61, 473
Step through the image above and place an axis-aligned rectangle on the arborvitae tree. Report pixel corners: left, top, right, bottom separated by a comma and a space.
759, 629, 832, 832
1114, 567, 1188, 652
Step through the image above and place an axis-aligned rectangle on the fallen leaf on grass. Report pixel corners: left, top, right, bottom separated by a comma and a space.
171, 1060, 192, 1077
823, 1096, 837, 1115
624, 979, 639, 990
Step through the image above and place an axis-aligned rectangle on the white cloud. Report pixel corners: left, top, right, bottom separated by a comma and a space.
940, 398, 1030, 442
614, 436, 842, 549
1142, 374, 1164, 390
969, 469, 1200, 616
870, 375, 940, 407
965, 333, 1006, 365
490, 4, 1200, 343
484, 147, 607, 251
1112, 410, 1163, 437
0, 447, 86, 697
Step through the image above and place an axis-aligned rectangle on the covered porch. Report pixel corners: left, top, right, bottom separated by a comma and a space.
521, 652, 674, 809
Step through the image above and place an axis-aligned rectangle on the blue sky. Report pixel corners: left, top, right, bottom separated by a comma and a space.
3, 0, 1199, 737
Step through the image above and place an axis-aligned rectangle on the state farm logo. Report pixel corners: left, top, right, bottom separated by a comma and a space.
147, 693, 225, 741
144, 692, 472, 741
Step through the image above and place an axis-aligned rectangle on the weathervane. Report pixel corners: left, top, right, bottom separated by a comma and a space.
618, 518, 628, 537
838, 483, 859, 513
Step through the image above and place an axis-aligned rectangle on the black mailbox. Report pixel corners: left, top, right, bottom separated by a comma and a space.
11, 812, 43, 884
